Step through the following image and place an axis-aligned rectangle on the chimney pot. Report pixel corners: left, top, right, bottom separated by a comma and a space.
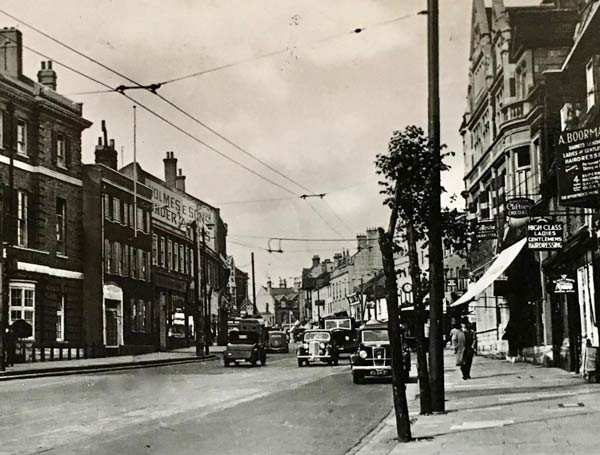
37, 58, 57, 91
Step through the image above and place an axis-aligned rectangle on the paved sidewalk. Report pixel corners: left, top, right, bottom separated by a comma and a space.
354, 350, 600, 455
0, 346, 224, 380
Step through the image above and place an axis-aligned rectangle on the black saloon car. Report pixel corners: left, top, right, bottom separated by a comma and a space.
296, 330, 339, 366
350, 323, 410, 384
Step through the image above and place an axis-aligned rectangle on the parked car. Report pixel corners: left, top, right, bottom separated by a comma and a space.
296, 330, 339, 366
350, 322, 411, 384
267, 330, 289, 353
224, 318, 267, 367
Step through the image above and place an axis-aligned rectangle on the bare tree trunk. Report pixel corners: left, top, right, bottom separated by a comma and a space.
378, 227, 411, 442
406, 222, 432, 415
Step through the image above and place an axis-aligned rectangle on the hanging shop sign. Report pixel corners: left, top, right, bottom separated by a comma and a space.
556, 125, 600, 207
475, 220, 497, 241
505, 197, 534, 218
527, 218, 564, 250
446, 278, 457, 288
553, 275, 576, 294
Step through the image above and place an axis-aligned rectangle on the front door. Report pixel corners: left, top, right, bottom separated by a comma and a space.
105, 308, 118, 347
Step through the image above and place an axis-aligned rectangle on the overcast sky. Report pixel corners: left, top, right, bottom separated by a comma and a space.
4, 0, 491, 288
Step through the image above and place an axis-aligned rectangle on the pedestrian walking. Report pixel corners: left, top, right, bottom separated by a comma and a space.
449, 322, 461, 349
3, 327, 17, 367
452, 323, 466, 378
461, 322, 477, 380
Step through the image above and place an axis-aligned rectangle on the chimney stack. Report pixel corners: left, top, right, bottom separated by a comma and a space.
312, 255, 320, 268
94, 120, 118, 169
163, 151, 177, 188
357, 234, 368, 251
0, 28, 23, 78
175, 168, 186, 192
37, 60, 57, 91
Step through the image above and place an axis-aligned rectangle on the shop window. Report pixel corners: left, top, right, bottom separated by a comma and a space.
9, 283, 35, 340
56, 296, 65, 342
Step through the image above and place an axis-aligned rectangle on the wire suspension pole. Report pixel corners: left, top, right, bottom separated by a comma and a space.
133, 105, 138, 238
427, 0, 445, 413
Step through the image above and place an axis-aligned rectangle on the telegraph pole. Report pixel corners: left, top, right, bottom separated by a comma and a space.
201, 227, 210, 355
427, 0, 445, 413
251, 252, 256, 315
192, 221, 203, 356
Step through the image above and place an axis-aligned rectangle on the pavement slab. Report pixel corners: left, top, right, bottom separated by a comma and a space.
354, 349, 600, 455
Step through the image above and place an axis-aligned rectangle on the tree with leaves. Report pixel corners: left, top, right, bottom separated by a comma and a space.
376, 126, 468, 425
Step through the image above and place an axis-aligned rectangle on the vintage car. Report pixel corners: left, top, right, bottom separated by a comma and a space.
223, 318, 267, 367
296, 330, 339, 366
350, 323, 411, 384
267, 330, 289, 353
322, 317, 357, 354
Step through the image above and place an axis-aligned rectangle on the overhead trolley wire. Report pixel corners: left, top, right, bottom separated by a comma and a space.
0, 8, 319, 197
3, 35, 301, 197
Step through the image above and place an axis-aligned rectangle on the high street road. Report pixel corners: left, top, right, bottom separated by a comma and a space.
0, 351, 393, 455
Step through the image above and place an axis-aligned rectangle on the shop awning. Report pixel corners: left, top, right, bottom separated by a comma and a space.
450, 238, 527, 308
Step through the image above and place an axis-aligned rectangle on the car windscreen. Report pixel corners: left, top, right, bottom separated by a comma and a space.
229, 331, 259, 344
304, 332, 330, 342
324, 319, 351, 330
362, 329, 389, 343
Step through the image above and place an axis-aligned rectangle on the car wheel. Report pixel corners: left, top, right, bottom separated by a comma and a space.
297, 359, 304, 367
251, 356, 257, 367
333, 357, 339, 366
224, 358, 230, 367
261, 355, 267, 366
353, 371, 364, 384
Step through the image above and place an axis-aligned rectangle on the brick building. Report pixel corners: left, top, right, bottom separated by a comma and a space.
0, 28, 92, 350
82, 123, 154, 355
122, 151, 231, 348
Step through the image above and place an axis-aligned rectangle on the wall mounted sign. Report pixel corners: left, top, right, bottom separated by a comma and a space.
553, 275, 575, 294
527, 218, 564, 250
556, 126, 600, 207
505, 197, 534, 218
475, 220, 497, 241
446, 278, 457, 287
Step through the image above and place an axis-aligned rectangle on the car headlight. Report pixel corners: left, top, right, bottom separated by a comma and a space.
302, 344, 309, 349
319, 342, 326, 349
345, 336, 350, 341
359, 350, 368, 359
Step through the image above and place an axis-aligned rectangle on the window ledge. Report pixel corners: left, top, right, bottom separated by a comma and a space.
13, 246, 50, 255
56, 253, 69, 259
56, 163, 69, 171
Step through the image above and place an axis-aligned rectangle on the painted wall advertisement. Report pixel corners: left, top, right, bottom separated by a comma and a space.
146, 179, 216, 248
556, 126, 600, 207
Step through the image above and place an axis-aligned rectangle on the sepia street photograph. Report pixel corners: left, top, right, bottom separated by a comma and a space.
0, 0, 599, 454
